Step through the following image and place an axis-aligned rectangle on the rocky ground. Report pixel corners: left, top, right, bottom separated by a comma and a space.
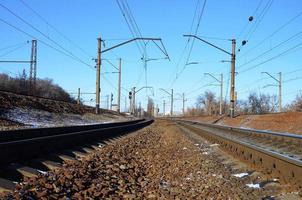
2, 120, 298, 199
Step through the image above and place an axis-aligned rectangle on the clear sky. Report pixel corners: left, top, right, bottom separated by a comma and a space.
0, 0, 301, 113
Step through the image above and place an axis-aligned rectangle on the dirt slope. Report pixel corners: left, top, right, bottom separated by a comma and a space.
184, 112, 302, 134
0, 91, 132, 130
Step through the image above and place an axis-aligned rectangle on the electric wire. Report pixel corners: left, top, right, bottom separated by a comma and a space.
0, 42, 28, 58
237, 0, 264, 40
0, 17, 95, 69
238, 30, 302, 69
239, 41, 302, 74
0, 41, 28, 51
0, 3, 93, 69
18, 0, 94, 59
238, 10, 302, 58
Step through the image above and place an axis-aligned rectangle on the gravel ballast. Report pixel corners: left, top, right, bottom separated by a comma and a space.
2, 120, 288, 199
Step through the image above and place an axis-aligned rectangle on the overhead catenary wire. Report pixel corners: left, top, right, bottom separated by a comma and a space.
238, 10, 302, 58
239, 41, 302, 74
18, 0, 94, 59
115, 0, 144, 56
169, 0, 207, 87
0, 3, 94, 69
0, 42, 28, 58
237, 0, 264, 40
0, 41, 28, 51
0, 17, 95, 69
237, 30, 302, 69
244, 0, 274, 42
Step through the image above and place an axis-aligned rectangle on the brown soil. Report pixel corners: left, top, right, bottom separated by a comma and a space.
1, 121, 284, 199
184, 112, 302, 134
0, 91, 130, 129
0, 118, 25, 130
0, 91, 117, 115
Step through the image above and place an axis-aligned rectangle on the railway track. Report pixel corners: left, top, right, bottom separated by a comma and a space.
0, 118, 153, 191
175, 119, 302, 188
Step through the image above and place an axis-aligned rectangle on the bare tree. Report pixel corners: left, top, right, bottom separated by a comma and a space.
196, 91, 217, 115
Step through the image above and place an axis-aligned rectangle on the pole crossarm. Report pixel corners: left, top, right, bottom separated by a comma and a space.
263, 84, 278, 88
0, 60, 31, 63
136, 86, 153, 94
103, 59, 119, 71
101, 38, 170, 60
261, 72, 280, 83
204, 73, 221, 83
159, 88, 171, 96
183, 34, 232, 56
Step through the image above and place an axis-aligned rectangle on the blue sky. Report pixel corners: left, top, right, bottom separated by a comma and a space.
0, 0, 301, 113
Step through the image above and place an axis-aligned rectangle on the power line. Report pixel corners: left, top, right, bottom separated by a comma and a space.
18, 0, 94, 59
116, 0, 144, 56
238, 10, 302, 58
0, 2, 93, 69
0, 17, 94, 69
0, 42, 28, 58
0, 41, 28, 51
238, 30, 302, 69
239, 41, 302, 74
244, 0, 274, 42
237, 0, 264, 40
170, 0, 207, 87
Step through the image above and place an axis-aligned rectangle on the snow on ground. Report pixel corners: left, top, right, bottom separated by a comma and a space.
0, 107, 125, 128
232, 172, 249, 178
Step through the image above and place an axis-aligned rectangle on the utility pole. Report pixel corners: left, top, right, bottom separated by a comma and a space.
261, 72, 282, 112
98, 37, 169, 114
279, 72, 282, 112
171, 89, 174, 116
163, 100, 166, 117
132, 87, 136, 115
139, 102, 142, 118
204, 73, 223, 115
29, 40, 37, 95
159, 88, 173, 116
77, 88, 81, 104
183, 35, 240, 118
125, 96, 127, 112
110, 93, 113, 110
95, 37, 102, 114
130, 86, 153, 116
230, 39, 236, 118
117, 58, 122, 113
106, 95, 109, 110
182, 93, 187, 116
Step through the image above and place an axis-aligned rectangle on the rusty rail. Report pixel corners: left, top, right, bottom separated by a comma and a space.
175, 119, 302, 188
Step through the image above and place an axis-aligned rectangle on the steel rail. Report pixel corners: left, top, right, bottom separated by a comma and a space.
0, 119, 153, 166
175, 119, 302, 188
0, 119, 144, 143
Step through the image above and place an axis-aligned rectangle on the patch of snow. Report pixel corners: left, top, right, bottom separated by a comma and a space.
210, 143, 219, 147
233, 172, 249, 178
183, 147, 187, 150
194, 143, 199, 146
273, 178, 279, 181
202, 152, 209, 155
37, 170, 47, 175
246, 183, 261, 189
